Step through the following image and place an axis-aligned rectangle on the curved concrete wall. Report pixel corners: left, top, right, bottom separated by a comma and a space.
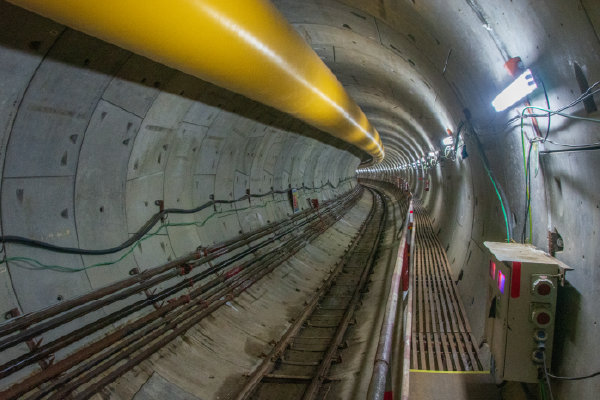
0, 0, 362, 331
1, 0, 599, 399
347, 1, 599, 398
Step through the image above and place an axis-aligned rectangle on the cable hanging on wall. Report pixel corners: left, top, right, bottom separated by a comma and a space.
0, 178, 354, 263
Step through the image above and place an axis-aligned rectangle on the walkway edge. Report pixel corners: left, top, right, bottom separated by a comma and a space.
400, 201, 415, 400
366, 202, 410, 400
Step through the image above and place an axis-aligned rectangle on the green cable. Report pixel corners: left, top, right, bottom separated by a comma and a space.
516, 104, 600, 243
540, 378, 548, 400
520, 114, 533, 243
466, 125, 510, 243
2, 180, 354, 272
3, 197, 284, 273
483, 161, 510, 243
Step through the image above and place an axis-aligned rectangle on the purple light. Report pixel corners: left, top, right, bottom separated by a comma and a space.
498, 271, 506, 294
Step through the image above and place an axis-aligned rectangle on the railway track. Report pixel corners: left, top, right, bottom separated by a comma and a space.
0, 187, 364, 400
229, 188, 388, 400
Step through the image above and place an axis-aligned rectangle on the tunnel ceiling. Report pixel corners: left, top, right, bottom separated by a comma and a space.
271, 0, 600, 171
272, 0, 464, 169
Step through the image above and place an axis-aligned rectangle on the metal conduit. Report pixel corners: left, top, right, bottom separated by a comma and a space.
366, 183, 411, 400
8, 0, 384, 162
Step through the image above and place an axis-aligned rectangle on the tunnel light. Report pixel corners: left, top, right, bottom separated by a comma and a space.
492, 69, 537, 112
442, 137, 453, 146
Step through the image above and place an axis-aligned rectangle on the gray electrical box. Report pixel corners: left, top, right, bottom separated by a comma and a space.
483, 242, 572, 383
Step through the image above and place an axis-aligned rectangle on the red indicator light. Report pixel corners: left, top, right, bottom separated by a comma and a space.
511, 261, 521, 299
410, 210, 413, 213
537, 312, 551, 326
537, 283, 551, 296
498, 271, 505, 294
489, 260, 496, 279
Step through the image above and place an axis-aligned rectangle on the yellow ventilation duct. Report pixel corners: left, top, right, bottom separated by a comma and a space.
10, 0, 384, 162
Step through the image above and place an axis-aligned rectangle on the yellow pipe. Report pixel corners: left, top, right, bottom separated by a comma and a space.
9, 0, 384, 162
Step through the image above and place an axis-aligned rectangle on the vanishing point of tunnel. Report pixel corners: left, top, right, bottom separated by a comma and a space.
0, 1, 598, 399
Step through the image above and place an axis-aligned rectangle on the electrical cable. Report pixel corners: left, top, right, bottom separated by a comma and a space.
538, 77, 551, 140
548, 370, 600, 381
518, 102, 600, 241
464, 122, 511, 242
1, 198, 282, 272
525, 107, 600, 124
479, 80, 600, 135
542, 352, 554, 400
538, 378, 547, 400
539, 379, 547, 400
545, 139, 600, 147
484, 161, 510, 244
521, 141, 533, 244
0, 179, 351, 256
555, 81, 600, 113
1, 181, 357, 273
520, 79, 551, 244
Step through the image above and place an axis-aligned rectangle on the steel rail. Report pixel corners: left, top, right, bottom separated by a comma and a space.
0, 188, 350, 338
226, 189, 377, 400
44, 231, 318, 400
301, 189, 387, 400
0, 187, 362, 400
49, 194, 358, 400
0, 188, 361, 380
27, 241, 302, 400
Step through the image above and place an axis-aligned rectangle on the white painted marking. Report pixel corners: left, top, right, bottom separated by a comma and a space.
294, 258, 311, 269
340, 219, 353, 227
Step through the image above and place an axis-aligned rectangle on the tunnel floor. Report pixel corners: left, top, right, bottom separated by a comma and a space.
0, 187, 376, 400
231, 188, 387, 399
408, 198, 500, 400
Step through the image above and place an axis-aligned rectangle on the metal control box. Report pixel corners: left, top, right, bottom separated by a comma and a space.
483, 242, 572, 383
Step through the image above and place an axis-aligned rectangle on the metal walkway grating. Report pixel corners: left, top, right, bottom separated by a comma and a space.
410, 199, 483, 372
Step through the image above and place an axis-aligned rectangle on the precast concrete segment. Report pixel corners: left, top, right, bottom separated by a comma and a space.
8, 0, 384, 162
93, 191, 374, 400
0, 4, 362, 348
0, 187, 364, 399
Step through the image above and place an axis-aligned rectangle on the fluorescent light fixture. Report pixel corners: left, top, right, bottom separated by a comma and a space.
492, 69, 537, 112
442, 137, 453, 146
429, 152, 435, 157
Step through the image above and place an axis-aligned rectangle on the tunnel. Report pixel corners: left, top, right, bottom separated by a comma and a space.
0, 0, 598, 399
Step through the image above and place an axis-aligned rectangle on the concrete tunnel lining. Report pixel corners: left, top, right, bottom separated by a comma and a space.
0, 0, 599, 399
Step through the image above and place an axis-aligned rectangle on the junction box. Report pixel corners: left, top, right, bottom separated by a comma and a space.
483, 242, 572, 383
